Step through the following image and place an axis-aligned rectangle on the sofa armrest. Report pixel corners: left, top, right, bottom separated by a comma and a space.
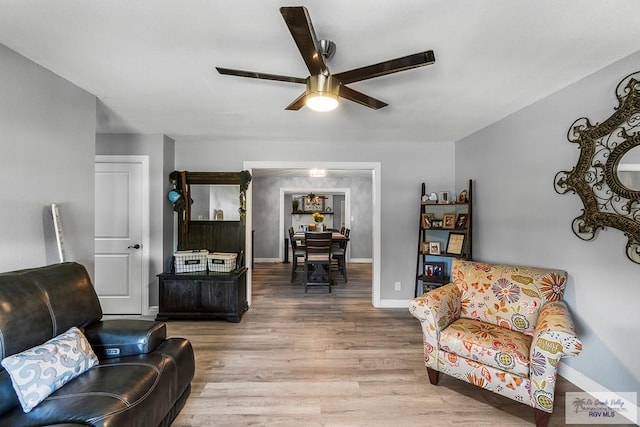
409, 283, 462, 335
531, 301, 582, 358
83, 319, 166, 359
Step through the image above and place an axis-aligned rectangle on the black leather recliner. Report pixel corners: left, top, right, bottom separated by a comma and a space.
0, 262, 195, 426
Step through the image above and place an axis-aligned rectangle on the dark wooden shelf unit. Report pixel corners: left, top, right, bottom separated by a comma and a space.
415, 179, 473, 297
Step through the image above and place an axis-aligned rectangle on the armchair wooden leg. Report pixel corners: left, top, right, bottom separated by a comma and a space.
533, 408, 551, 427
426, 367, 439, 385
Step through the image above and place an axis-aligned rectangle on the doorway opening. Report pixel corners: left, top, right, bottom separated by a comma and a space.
243, 161, 381, 307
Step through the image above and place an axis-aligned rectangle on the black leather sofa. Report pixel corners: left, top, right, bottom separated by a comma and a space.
0, 262, 195, 426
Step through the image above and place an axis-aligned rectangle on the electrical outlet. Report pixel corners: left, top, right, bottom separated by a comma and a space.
394, 281, 401, 291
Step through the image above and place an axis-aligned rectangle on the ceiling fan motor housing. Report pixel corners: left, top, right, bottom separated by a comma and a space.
307, 74, 340, 96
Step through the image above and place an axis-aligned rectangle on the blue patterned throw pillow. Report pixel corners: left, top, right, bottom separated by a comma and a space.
1, 326, 99, 413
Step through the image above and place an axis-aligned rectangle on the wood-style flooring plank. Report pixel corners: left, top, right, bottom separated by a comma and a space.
167, 262, 591, 427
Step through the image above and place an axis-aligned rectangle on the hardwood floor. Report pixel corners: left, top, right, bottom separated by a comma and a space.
167, 262, 589, 426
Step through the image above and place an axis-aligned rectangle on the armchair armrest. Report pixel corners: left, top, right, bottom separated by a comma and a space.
531, 301, 582, 358
529, 301, 582, 412
83, 319, 166, 360
409, 283, 462, 336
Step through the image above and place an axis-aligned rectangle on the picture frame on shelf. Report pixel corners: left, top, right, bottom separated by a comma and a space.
422, 213, 434, 229
421, 241, 430, 254
443, 213, 456, 229
432, 219, 443, 228
458, 190, 468, 203
455, 213, 469, 229
429, 241, 441, 255
303, 195, 324, 212
424, 261, 445, 278
446, 233, 466, 255
438, 191, 450, 204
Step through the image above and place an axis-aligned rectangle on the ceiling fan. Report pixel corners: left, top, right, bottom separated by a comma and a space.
215, 6, 435, 112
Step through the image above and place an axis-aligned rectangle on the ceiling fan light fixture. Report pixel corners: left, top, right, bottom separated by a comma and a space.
306, 74, 340, 112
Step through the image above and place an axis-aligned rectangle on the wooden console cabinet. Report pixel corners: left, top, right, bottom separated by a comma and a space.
156, 268, 248, 323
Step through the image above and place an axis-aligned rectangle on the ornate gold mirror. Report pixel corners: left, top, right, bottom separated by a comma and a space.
555, 71, 640, 264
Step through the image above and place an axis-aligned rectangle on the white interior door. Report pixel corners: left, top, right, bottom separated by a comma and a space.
94, 157, 147, 314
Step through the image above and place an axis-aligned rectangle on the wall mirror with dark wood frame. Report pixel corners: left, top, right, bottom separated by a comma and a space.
555, 71, 640, 264
170, 170, 251, 256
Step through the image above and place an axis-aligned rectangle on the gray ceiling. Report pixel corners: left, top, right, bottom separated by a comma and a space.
1, 1, 639, 144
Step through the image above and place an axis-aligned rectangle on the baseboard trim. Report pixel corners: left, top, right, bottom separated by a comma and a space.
559, 362, 638, 425
376, 299, 411, 309
254, 258, 373, 264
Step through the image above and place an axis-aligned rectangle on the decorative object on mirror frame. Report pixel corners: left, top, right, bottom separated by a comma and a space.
446, 233, 466, 255
438, 191, 450, 204
429, 241, 441, 255
455, 213, 469, 229
422, 213, 434, 229
442, 213, 456, 229
421, 241, 430, 254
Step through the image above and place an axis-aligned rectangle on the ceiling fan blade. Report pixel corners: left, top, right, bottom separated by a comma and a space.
339, 85, 388, 110
280, 6, 327, 75
216, 67, 306, 84
285, 92, 308, 110
334, 50, 435, 84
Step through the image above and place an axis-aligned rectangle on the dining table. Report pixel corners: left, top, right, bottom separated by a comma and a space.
292, 231, 349, 243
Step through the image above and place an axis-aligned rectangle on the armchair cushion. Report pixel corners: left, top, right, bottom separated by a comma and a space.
440, 318, 532, 377
452, 260, 568, 336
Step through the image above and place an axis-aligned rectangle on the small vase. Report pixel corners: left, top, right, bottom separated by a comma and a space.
316, 223, 323, 231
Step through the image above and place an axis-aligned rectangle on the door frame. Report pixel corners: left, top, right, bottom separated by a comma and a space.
279, 187, 351, 261
95, 155, 151, 315
243, 161, 381, 307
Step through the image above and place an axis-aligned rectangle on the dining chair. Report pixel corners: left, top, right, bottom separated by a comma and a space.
303, 231, 333, 292
331, 230, 349, 283
289, 227, 305, 283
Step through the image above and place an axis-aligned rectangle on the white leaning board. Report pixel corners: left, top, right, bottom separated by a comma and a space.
51, 203, 66, 263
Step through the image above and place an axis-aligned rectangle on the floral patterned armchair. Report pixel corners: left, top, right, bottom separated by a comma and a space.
409, 260, 582, 427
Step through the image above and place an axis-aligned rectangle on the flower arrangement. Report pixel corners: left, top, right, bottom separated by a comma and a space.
312, 212, 325, 223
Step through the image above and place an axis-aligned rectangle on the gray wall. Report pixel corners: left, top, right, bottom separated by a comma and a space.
456, 51, 640, 395
252, 175, 372, 260
0, 44, 96, 274
96, 133, 176, 306
174, 138, 455, 300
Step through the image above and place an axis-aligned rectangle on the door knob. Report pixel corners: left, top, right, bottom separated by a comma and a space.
128, 244, 141, 249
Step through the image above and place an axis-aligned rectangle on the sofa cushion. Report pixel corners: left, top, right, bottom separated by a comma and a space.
440, 318, 532, 377
84, 320, 167, 359
0, 263, 103, 360
1, 327, 99, 413
451, 260, 567, 336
